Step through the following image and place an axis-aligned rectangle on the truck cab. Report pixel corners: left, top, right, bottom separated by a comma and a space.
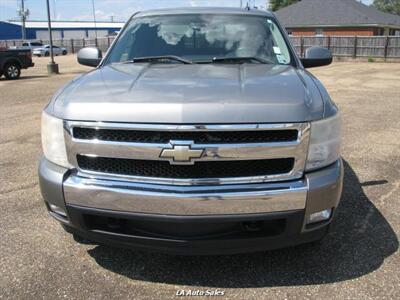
0, 48, 34, 79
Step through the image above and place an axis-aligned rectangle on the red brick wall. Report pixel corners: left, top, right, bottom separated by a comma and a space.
288, 27, 378, 36
323, 27, 377, 36
291, 29, 315, 36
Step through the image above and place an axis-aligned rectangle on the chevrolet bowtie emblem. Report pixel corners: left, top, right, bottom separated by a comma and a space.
160, 142, 204, 164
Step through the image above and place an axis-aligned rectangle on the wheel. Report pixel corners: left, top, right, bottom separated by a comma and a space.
62, 50, 67, 55
4, 62, 21, 80
44, 51, 49, 57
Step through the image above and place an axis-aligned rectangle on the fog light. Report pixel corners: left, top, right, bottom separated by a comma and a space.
306, 208, 332, 225
49, 204, 67, 217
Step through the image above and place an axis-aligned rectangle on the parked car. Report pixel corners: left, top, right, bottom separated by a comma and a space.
39, 7, 342, 255
0, 48, 34, 79
33, 45, 67, 57
9, 41, 44, 51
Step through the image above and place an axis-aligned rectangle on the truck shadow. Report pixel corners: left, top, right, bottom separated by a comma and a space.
87, 160, 398, 287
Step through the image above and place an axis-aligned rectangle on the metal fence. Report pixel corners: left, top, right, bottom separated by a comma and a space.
0, 36, 117, 54
1, 35, 400, 59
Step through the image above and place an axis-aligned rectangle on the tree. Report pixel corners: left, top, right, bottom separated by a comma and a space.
268, 0, 299, 11
373, 0, 400, 16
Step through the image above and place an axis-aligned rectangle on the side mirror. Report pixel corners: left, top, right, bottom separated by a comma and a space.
301, 46, 332, 68
77, 47, 102, 67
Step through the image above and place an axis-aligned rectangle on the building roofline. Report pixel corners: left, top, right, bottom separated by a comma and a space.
6, 19, 125, 23
135, 7, 273, 18
7, 20, 125, 29
285, 24, 400, 29
276, 0, 400, 28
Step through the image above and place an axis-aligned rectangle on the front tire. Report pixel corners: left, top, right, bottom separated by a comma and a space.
62, 50, 67, 55
4, 62, 21, 80
44, 52, 49, 57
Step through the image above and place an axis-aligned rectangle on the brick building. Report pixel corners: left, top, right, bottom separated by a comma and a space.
276, 0, 400, 36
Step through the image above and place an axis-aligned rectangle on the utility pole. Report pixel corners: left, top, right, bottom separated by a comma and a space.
46, 0, 59, 74
91, 0, 98, 39
18, 0, 29, 40
21, 0, 26, 40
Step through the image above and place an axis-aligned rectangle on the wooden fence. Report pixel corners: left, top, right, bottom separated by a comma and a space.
1, 35, 400, 59
289, 36, 400, 58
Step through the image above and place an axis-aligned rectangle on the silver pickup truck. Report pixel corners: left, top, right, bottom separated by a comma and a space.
39, 7, 343, 255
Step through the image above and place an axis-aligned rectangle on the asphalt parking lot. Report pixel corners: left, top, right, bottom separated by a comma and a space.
0, 55, 399, 299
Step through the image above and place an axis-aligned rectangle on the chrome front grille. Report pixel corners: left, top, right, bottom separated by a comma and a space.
73, 127, 299, 144
64, 122, 310, 185
76, 156, 295, 179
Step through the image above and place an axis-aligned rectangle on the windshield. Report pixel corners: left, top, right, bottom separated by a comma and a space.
105, 14, 292, 65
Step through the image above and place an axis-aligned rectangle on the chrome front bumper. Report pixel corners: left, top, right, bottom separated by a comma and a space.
39, 158, 343, 220
39, 158, 343, 253
63, 176, 308, 215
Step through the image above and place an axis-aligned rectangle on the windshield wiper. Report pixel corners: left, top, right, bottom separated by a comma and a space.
125, 55, 193, 64
211, 57, 273, 64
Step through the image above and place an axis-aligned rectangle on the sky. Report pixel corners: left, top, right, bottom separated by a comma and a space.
0, 0, 374, 22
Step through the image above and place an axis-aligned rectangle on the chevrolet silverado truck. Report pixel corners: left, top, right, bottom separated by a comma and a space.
39, 7, 343, 255
0, 48, 34, 79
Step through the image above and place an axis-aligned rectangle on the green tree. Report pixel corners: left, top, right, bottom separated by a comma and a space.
373, 0, 400, 16
268, 0, 299, 11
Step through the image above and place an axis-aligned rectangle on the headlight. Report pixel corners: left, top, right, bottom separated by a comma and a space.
306, 113, 341, 171
41, 111, 70, 168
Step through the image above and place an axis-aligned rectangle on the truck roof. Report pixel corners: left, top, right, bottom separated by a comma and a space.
134, 7, 274, 18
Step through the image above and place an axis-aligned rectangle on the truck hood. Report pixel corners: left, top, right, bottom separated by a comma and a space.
51, 63, 324, 123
